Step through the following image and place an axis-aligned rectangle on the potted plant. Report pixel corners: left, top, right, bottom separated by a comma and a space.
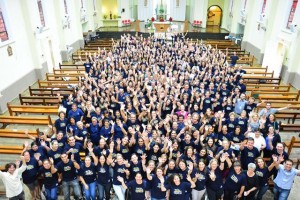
113, 14, 118, 19
169, 17, 173, 22
151, 17, 155, 22
103, 14, 108, 19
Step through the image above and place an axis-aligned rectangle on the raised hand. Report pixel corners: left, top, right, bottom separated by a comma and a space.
49, 157, 54, 165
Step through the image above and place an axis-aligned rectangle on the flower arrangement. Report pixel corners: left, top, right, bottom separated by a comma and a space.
103, 14, 108, 19
113, 14, 118, 19
151, 17, 155, 22
169, 17, 173, 22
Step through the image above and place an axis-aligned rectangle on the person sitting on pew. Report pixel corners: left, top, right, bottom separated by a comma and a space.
258, 102, 291, 118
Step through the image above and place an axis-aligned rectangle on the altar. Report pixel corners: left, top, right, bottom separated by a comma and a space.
153, 22, 171, 32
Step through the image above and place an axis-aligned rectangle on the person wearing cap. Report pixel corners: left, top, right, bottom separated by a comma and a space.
223, 161, 246, 200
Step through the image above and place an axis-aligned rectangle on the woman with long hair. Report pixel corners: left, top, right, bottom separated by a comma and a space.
79, 145, 98, 200
191, 159, 207, 200
96, 142, 114, 200
255, 156, 277, 200
161, 173, 195, 200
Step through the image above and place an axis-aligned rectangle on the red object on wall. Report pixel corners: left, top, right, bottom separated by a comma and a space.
169, 17, 173, 22
151, 17, 155, 22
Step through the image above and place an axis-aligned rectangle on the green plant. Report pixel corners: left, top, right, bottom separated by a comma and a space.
113, 14, 118, 19
103, 14, 108, 19
159, 8, 164, 14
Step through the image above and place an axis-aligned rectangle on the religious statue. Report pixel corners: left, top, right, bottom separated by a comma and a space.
110, 11, 112, 20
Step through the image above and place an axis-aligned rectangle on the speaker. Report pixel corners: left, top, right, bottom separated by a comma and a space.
122, 8, 125, 13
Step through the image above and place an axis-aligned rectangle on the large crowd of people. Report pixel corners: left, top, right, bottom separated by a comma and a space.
1, 33, 300, 200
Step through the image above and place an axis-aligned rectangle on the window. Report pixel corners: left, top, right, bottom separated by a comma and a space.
243, 0, 247, 9
287, 0, 298, 29
0, 7, 9, 42
81, 0, 84, 8
93, 0, 96, 11
261, 0, 267, 13
64, 0, 68, 14
37, 0, 45, 27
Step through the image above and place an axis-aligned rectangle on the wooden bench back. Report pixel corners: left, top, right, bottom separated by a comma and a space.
7, 103, 59, 116
0, 115, 53, 128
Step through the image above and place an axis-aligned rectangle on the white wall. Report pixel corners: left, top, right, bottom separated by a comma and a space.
137, 0, 153, 21
0, 0, 84, 113
170, 0, 186, 21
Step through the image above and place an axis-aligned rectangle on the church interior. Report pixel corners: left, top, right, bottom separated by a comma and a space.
0, 0, 300, 199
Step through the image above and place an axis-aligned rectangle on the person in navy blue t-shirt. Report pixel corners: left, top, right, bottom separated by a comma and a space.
54, 111, 68, 135
39, 159, 59, 200
111, 154, 129, 200
79, 146, 98, 200
68, 103, 84, 122
96, 152, 113, 200
118, 173, 149, 200
162, 174, 195, 200
146, 166, 166, 200
191, 159, 207, 200
240, 137, 260, 170
63, 136, 84, 163
51, 153, 82, 200
47, 140, 63, 165
224, 161, 246, 200
20, 151, 41, 200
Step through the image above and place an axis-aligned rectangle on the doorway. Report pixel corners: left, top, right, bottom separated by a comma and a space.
273, 42, 286, 78
206, 5, 222, 27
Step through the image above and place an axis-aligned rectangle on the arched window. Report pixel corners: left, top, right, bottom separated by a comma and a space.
93, 0, 96, 11
37, 0, 45, 27
0, 7, 9, 42
261, 0, 267, 13
287, 0, 298, 29
64, 0, 68, 14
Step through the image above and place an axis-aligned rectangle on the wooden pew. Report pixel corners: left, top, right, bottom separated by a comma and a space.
0, 115, 53, 128
248, 84, 291, 92
53, 68, 85, 75
38, 80, 80, 88
227, 55, 254, 65
0, 145, 86, 160
0, 145, 23, 154
279, 123, 300, 132
243, 71, 274, 78
258, 91, 300, 101
0, 129, 39, 138
59, 63, 84, 69
252, 91, 300, 101
270, 110, 300, 124
243, 77, 281, 84
283, 136, 300, 155
46, 73, 81, 81
19, 94, 60, 105
29, 86, 74, 96
7, 104, 59, 116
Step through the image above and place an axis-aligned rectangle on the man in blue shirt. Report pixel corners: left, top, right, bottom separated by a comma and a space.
234, 93, 247, 115
273, 158, 300, 200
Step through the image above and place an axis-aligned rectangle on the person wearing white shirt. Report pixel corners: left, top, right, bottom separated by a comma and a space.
248, 128, 266, 152
0, 156, 27, 200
